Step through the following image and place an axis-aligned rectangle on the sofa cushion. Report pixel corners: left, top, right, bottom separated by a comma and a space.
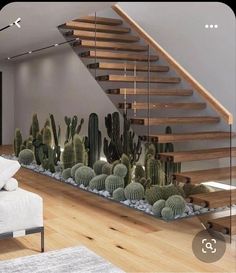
0, 157, 20, 189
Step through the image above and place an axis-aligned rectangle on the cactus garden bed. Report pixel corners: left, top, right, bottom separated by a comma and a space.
1, 153, 228, 222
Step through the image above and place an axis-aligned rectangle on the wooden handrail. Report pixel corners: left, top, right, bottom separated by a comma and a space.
112, 4, 233, 125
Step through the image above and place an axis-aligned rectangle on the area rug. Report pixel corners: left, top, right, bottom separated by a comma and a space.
0, 246, 125, 273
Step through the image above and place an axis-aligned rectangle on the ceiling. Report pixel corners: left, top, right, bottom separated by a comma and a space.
0, 2, 116, 60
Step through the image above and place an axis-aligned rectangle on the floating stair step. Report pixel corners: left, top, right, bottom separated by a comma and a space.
141, 131, 234, 143
174, 166, 236, 184
88, 62, 168, 71
158, 147, 236, 163
80, 51, 158, 61
106, 88, 193, 96
189, 189, 236, 208
71, 30, 139, 43
96, 75, 181, 83
76, 40, 148, 51
119, 102, 206, 110
63, 21, 130, 33
207, 214, 236, 235
131, 116, 220, 126
74, 16, 123, 26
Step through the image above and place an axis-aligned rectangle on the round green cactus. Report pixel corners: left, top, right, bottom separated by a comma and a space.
161, 207, 174, 220
93, 160, 107, 175
124, 182, 144, 200
89, 174, 107, 191
102, 162, 112, 175
165, 195, 186, 216
162, 184, 180, 200
112, 188, 126, 202
113, 163, 127, 178
152, 199, 166, 216
145, 185, 163, 205
18, 149, 34, 165
62, 143, 75, 169
105, 175, 124, 194
62, 168, 72, 180
71, 163, 84, 179
75, 166, 95, 186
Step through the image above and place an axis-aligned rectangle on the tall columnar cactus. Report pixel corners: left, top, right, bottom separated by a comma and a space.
43, 126, 52, 146
50, 114, 61, 163
62, 142, 75, 169
31, 113, 40, 140
64, 115, 84, 144
74, 134, 85, 164
14, 128, 23, 157
146, 157, 159, 185
38, 144, 56, 173
103, 112, 142, 165
134, 163, 145, 182
84, 113, 101, 168
121, 153, 131, 186
32, 132, 43, 165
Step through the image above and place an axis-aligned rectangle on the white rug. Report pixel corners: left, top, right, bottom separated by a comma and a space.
0, 246, 125, 273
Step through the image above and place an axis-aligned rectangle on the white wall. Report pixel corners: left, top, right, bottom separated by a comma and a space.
0, 62, 15, 145
14, 45, 117, 144
118, 2, 236, 129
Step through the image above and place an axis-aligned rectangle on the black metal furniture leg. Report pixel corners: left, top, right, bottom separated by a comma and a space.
41, 228, 44, 252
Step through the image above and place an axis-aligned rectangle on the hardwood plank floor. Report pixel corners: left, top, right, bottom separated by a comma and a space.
0, 146, 235, 272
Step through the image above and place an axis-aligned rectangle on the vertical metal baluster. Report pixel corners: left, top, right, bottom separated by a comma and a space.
147, 45, 151, 143
230, 124, 232, 243
95, 12, 97, 78
134, 61, 137, 117
124, 62, 127, 115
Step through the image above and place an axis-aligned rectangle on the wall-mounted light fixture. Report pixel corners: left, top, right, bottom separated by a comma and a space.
6, 38, 78, 61
0, 18, 21, 32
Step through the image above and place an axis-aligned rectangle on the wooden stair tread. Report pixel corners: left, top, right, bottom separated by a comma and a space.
88, 62, 168, 71
96, 75, 181, 83
72, 30, 139, 42
80, 51, 158, 61
131, 116, 220, 126
174, 166, 236, 183
74, 16, 123, 26
106, 88, 193, 96
208, 214, 236, 235
141, 131, 234, 143
189, 189, 236, 208
76, 40, 148, 51
63, 21, 130, 33
158, 147, 236, 163
119, 102, 206, 110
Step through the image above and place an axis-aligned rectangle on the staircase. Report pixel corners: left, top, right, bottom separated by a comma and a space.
59, 7, 236, 237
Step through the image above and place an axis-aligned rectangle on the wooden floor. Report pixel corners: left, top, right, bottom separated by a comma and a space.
0, 146, 236, 272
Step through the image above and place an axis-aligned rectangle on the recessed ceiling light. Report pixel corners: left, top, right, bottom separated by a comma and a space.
28, 51, 32, 54
7, 57, 11, 60
54, 43, 59, 47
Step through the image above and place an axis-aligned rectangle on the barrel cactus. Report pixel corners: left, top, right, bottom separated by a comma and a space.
162, 184, 180, 200
89, 174, 107, 191
93, 160, 107, 175
121, 154, 131, 186
105, 175, 124, 194
113, 163, 127, 178
18, 149, 34, 165
145, 185, 163, 205
62, 168, 72, 180
124, 182, 144, 200
75, 166, 95, 186
62, 143, 75, 169
71, 163, 84, 179
152, 199, 166, 216
113, 188, 126, 202
165, 195, 186, 216
102, 162, 112, 175
161, 207, 174, 220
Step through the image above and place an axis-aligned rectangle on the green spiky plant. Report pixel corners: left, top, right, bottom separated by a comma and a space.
62, 168, 72, 180
74, 166, 95, 186
102, 162, 112, 175
113, 188, 126, 202
161, 207, 174, 220
31, 113, 40, 140
84, 113, 101, 168
38, 144, 56, 173
105, 175, 124, 194
43, 126, 52, 146
18, 149, 34, 165
89, 174, 107, 191
103, 112, 142, 165
14, 128, 22, 157
64, 115, 84, 144
145, 185, 163, 205
71, 163, 84, 179
74, 134, 85, 164
32, 132, 43, 165
152, 199, 166, 216
165, 195, 186, 216
124, 182, 144, 200
93, 160, 107, 175
50, 114, 61, 163
62, 142, 75, 169
134, 163, 145, 182
120, 154, 131, 186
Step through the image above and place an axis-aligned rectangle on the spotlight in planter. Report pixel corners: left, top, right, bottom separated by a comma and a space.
100, 156, 107, 162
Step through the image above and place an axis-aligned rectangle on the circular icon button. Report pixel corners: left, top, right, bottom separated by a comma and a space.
192, 229, 226, 263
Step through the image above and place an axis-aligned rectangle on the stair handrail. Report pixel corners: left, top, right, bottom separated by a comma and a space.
112, 4, 233, 125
